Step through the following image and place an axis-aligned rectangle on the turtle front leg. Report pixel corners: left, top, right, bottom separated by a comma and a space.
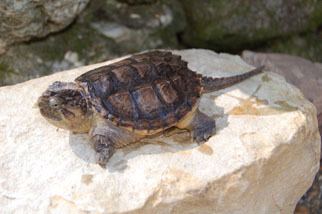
90, 120, 142, 168
91, 134, 115, 168
176, 109, 216, 144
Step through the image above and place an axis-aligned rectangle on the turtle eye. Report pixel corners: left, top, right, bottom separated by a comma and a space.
49, 97, 63, 108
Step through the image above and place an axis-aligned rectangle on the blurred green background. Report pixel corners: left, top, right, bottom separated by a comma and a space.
0, 0, 321, 86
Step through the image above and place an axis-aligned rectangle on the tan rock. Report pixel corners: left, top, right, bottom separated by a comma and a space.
0, 49, 320, 213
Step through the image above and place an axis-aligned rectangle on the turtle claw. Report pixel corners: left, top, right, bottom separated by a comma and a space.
97, 149, 113, 168
193, 123, 215, 144
92, 135, 115, 168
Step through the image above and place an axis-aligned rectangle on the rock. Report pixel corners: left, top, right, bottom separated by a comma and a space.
83, 0, 185, 51
0, 22, 119, 86
242, 51, 322, 138
0, 0, 90, 53
180, 0, 322, 51
0, 49, 320, 213
0, 0, 185, 86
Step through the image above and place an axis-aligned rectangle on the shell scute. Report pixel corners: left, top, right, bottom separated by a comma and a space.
111, 66, 133, 84
155, 81, 178, 104
107, 91, 134, 119
132, 85, 162, 118
131, 62, 156, 79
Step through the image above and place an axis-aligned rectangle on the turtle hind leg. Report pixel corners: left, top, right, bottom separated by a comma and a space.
176, 109, 216, 144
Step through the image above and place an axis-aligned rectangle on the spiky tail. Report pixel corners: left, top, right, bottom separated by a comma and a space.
201, 66, 264, 93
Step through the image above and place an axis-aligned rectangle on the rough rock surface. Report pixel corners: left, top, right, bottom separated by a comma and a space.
180, 0, 322, 50
0, 49, 320, 213
0, 0, 89, 53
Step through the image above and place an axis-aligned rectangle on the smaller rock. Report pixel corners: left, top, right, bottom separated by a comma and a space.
0, 0, 90, 53
64, 51, 84, 67
91, 22, 132, 42
86, 0, 185, 49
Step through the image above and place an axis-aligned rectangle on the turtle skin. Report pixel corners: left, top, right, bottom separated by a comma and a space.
76, 51, 202, 133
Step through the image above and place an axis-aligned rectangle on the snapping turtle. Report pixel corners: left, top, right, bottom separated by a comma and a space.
38, 51, 263, 167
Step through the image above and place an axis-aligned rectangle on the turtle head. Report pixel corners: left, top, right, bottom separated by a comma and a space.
38, 81, 92, 133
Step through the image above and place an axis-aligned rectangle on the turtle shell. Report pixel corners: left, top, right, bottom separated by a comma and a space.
76, 51, 202, 132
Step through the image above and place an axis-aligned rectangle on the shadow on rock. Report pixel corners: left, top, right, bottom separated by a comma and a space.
68, 104, 228, 172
